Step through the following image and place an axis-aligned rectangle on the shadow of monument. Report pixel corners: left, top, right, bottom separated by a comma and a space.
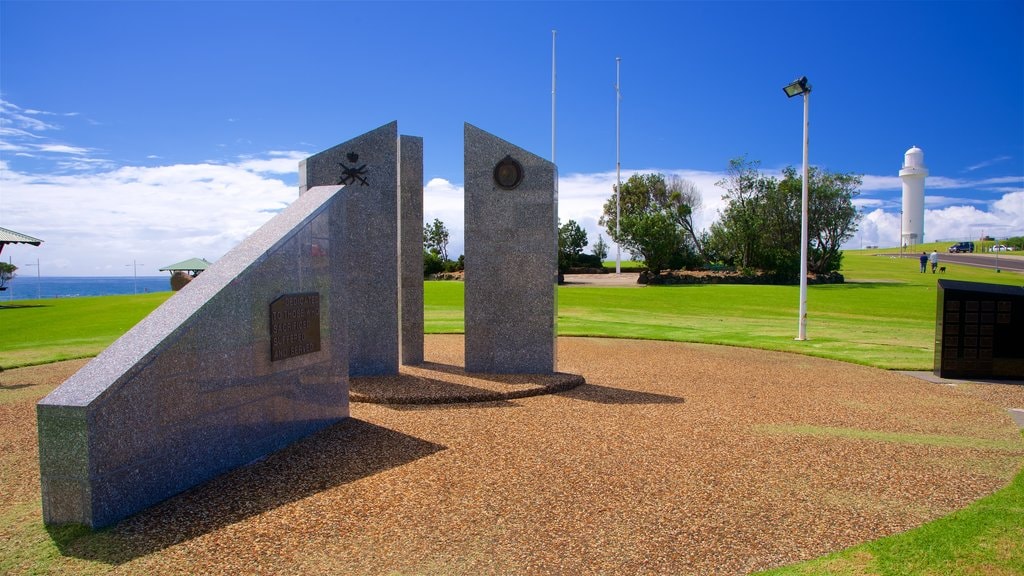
558, 383, 685, 405
350, 364, 585, 405
48, 418, 445, 564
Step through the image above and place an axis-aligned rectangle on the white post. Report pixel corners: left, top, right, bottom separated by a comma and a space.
551, 29, 557, 164
796, 90, 810, 341
615, 56, 621, 275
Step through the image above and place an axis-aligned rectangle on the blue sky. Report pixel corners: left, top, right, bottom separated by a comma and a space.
1, 1, 1021, 276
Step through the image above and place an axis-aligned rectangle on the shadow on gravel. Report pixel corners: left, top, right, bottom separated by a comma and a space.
48, 418, 445, 565
559, 383, 685, 405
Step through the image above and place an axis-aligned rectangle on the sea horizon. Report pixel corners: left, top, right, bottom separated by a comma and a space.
2, 276, 172, 301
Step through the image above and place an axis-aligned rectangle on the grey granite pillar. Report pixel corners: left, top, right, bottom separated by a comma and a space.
463, 123, 558, 374
37, 185, 350, 528
299, 122, 400, 376
399, 135, 425, 365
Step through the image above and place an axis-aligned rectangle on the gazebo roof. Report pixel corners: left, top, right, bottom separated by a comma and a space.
0, 227, 43, 255
159, 257, 213, 272
0, 226, 43, 245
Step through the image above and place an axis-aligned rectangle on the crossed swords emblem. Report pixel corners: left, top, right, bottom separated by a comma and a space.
337, 152, 369, 186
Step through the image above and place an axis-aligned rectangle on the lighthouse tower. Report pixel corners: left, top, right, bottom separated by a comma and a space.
899, 146, 928, 247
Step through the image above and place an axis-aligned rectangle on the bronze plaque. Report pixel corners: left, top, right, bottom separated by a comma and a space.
270, 293, 321, 361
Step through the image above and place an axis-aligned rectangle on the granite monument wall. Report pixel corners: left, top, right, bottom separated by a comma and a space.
463, 123, 557, 373
299, 122, 423, 375
399, 135, 425, 365
37, 185, 351, 528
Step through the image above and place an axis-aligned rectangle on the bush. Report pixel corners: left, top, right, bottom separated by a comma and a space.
424, 251, 445, 276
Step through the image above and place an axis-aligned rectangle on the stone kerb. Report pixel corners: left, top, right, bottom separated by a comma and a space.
37, 185, 350, 529
299, 122, 404, 376
463, 123, 558, 374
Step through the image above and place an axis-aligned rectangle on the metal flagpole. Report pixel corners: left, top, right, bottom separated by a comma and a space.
552, 29, 557, 164
615, 56, 621, 275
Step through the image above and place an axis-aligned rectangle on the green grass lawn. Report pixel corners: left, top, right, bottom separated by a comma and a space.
0, 293, 170, 368
2, 251, 1021, 370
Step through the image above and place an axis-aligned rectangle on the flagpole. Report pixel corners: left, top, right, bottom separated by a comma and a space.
551, 29, 557, 164
615, 56, 621, 275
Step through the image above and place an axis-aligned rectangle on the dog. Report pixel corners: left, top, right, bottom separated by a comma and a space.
939, 266, 946, 273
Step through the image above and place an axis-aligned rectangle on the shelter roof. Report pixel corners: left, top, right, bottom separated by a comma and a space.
159, 257, 212, 272
0, 227, 43, 246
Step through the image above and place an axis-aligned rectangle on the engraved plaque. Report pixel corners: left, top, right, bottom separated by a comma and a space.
270, 293, 321, 361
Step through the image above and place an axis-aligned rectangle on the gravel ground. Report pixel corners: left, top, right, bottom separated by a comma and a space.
2, 336, 1022, 575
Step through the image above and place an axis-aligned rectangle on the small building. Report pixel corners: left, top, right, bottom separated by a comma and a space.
159, 257, 212, 291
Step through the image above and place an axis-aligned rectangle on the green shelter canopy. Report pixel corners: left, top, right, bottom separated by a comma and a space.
160, 257, 212, 275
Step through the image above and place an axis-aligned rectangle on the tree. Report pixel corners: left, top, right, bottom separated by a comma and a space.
708, 157, 862, 278
0, 262, 16, 291
665, 176, 706, 259
801, 167, 862, 274
708, 157, 776, 269
558, 219, 588, 271
599, 173, 696, 273
593, 234, 609, 262
618, 210, 682, 273
423, 218, 450, 262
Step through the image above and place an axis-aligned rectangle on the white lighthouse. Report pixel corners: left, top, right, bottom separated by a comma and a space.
899, 145, 928, 247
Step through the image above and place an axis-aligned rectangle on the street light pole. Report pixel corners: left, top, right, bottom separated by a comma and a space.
25, 258, 40, 299
784, 76, 811, 341
126, 259, 143, 294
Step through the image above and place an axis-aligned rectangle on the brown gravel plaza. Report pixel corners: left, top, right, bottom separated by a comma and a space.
3, 334, 1023, 575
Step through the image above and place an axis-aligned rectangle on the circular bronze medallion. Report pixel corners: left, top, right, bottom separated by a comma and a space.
493, 155, 523, 190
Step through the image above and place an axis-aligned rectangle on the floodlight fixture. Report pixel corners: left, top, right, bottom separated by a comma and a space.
783, 76, 811, 98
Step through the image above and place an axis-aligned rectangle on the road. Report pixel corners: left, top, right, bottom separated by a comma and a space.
897, 251, 1024, 274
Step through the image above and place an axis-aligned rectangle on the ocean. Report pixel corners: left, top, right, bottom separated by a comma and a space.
2, 276, 172, 301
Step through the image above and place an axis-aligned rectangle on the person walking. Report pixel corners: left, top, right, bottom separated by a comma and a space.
919, 252, 928, 273
929, 250, 939, 273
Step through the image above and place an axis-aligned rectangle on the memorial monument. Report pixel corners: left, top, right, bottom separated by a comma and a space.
463, 123, 558, 373
36, 120, 559, 529
37, 183, 352, 528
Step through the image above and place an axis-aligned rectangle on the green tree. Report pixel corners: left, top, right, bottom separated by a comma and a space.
708, 157, 862, 278
665, 176, 706, 259
423, 218, 450, 262
0, 262, 16, 290
599, 173, 697, 273
558, 219, 589, 271
593, 234, 609, 262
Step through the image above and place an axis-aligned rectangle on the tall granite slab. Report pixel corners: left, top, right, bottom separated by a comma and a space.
399, 135, 425, 365
464, 123, 557, 373
37, 185, 350, 528
299, 122, 400, 376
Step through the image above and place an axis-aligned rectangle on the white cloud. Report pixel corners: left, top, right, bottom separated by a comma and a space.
964, 155, 1012, 172
0, 156, 297, 275
234, 151, 308, 174
38, 144, 90, 155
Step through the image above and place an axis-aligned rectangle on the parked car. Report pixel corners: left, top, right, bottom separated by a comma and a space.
948, 241, 974, 253
988, 245, 1013, 252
